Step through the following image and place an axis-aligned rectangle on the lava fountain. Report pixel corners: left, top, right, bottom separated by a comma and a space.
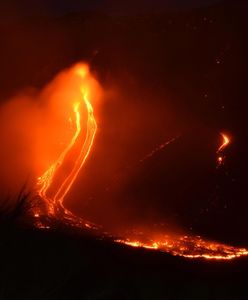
33, 63, 248, 260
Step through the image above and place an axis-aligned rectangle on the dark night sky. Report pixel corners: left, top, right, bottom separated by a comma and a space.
0, 0, 242, 17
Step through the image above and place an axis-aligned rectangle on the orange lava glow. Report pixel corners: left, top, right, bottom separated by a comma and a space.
216, 133, 230, 166
36, 63, 98, 215
115, 235, 248, 260
33, 63, 248, 260
217, 133, 230, 153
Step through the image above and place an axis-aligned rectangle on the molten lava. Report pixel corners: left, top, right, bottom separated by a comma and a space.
37, 64, 97, 215
34, 63, 248, 260
115, 235, 248, 260
217, 133, 230, 153
217, 133, 230, 166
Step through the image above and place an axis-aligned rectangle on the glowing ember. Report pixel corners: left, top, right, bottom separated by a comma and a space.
34, 63, 248, 260
217, 133, 230, 166
217, 133, 230, 153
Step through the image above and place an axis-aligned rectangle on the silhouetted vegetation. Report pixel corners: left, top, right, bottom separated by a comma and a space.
0, 187, 31, 227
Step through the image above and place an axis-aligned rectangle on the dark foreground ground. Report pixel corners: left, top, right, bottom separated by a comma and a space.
0, 219, 248, 300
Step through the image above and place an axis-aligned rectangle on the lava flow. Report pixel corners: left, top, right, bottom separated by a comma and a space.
34, 63, 248, 260
115, 235, 248, 260
37, 63, 97, 216
217, 133, 230, 166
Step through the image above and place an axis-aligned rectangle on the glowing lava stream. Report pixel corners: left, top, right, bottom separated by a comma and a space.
36, 63, 248, 260
217, 133, 230, 166
217, 133, 230, 153
37, 64, 97, 215
115, 236, 248, 260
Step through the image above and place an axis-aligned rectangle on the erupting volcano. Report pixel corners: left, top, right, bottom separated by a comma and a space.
32, 63, 248, 260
